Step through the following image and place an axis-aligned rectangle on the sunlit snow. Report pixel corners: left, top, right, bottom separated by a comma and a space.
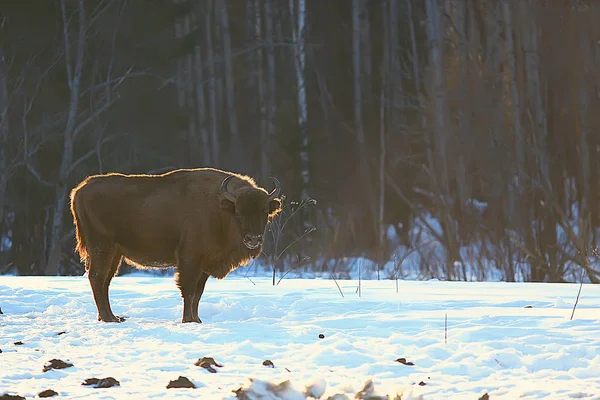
1, 276, 599, 399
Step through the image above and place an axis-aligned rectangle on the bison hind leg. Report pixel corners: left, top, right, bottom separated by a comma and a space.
88, 245, 124, 323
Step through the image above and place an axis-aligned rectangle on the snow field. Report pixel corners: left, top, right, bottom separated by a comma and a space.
0, 276, 599, 399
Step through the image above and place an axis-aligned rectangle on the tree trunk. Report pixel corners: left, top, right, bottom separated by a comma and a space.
218, 0, 241, 169
378, 0, 388, 277
254, 0, 269, 182
264, 0, 277, 178
518, 2, 547, 183
47, 0, 87, 276
174, 2, 198, 166
183, 9, 198, 166
361, 5, 372, 103
0, 47, 9, 229
425, 0, 448, 188
290, 0, 309, 198
245, 0, 257, 94
408, 0, 426, 128
194, 42, 211, 165
205, 0, 220, 167
388, 0, 404, 127
425, 0, 457, 279
502, 0, 524, 169
352, 0, 366, 153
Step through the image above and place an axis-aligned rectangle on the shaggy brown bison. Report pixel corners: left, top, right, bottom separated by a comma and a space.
70, 168, 282, 323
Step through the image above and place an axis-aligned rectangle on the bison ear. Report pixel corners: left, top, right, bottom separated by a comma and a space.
220, 198, 236, 214
268, 198, 282, 217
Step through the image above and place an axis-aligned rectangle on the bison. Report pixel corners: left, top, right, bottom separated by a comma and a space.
69, 167, 282, 323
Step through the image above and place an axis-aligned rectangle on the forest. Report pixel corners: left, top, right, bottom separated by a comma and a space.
0, 0, 599, 283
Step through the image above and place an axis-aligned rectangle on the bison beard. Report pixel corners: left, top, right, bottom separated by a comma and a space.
69, 168, 282, 323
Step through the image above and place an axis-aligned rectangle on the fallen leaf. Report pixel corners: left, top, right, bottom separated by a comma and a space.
82, 377, 120, 388
195, 357, 223, 373
263, 359, 275, 368
94, 377, 120, 388
395, 357, 415, 366
0, 394, 25, 400
43, 359, 74, 372
38, 389, 58, 398
13, 342, 23, 346
167, 376, 196, 389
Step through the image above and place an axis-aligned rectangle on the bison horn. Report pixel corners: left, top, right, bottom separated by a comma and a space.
220, 175, 236, 203
267, 177, 281, 200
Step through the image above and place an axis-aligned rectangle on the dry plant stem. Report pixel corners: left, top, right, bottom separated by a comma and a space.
268, 197, 316, 285
444, 312, 448, 344
570, 247, 597, 320
570, 268, 585, 321
358, 260, 362, 298
332, 273, 344, 298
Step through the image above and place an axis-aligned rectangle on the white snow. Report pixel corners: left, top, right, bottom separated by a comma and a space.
1, 276, 599, 399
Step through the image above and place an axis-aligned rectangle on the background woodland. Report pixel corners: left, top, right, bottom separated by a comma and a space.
1, 0, 599, 283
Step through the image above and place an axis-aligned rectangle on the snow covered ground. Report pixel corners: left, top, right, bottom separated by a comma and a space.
0, 276, 599, 399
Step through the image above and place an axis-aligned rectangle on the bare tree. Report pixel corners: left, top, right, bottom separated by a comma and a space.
45, 0, 89, 275
45, 0, 129, 275
377, 0, 388, 276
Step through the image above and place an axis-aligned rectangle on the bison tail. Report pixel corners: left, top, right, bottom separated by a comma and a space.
70, 184, 89, 266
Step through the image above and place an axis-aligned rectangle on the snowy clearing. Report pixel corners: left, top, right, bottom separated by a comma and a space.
0, 276, 599, 399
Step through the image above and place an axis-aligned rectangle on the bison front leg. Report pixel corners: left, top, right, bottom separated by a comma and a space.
175, 267, 205, 323
191, 272, 210, 323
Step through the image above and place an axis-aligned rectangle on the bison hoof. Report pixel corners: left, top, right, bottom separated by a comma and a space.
98, 315, 126, 323
182, 317, 202, 324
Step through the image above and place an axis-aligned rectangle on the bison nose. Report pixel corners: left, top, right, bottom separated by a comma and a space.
243, 234, 263, 249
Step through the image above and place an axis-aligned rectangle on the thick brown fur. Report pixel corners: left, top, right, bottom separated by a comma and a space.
70, 167, 282, 323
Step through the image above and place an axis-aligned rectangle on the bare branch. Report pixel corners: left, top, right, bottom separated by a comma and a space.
26, 162, 54, 187
60, 0, 74, 87
73, 94, 120, 138
66, 135, 115, 176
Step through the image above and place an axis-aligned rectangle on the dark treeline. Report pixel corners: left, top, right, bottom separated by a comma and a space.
1, 0, 599, 283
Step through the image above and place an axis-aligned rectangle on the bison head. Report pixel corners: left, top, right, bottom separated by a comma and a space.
220, 175, 282, 250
